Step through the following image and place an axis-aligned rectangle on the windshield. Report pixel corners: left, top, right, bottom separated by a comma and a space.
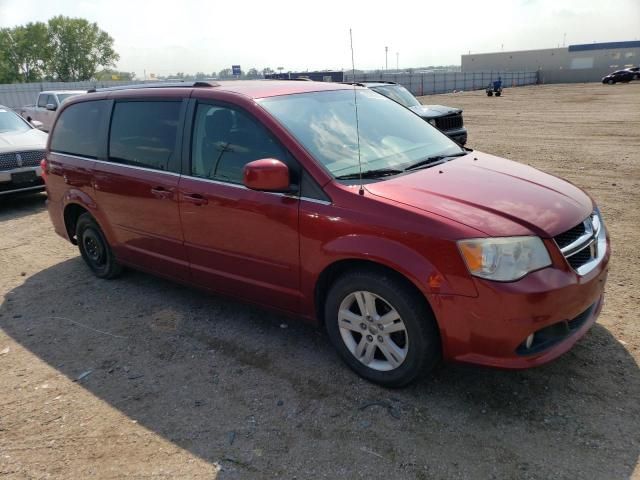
57, 93, 81, 103
0, 108, 31, 133
259, 89, 462, 179
370, 85, 421, 108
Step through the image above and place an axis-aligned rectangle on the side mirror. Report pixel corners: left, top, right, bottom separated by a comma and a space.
243, 159, 290, 192
30, 120, 44, 129
45, 103, 57, 111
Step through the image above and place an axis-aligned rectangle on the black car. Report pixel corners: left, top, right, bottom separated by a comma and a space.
625, 67, 640, 80
350, 82, 467, 145
602, 70, 635, 84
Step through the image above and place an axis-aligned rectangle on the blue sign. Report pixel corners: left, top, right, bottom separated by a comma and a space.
232, 65, 241, 76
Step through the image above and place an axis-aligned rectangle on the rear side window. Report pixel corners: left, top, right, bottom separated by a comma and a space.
109, 101, 181, 171
50, 100, 109, 159
37, 95, 48, 108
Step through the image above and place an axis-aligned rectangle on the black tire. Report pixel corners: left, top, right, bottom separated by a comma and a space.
495, 91, 501, 97
76, 213, 122, 279
607, 79, 614, 85
487, 91, 493, 96
324, 269, 441, 387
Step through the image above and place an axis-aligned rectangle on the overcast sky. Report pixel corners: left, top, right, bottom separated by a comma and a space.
1, 0, 638, 77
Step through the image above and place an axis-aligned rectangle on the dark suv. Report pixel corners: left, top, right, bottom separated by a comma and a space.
350, 81, 467, 145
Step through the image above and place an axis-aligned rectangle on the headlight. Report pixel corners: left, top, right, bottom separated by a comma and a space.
427, 119, 437, 126
457, 236, 551, 282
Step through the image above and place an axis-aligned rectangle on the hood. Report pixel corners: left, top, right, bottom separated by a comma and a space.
409, 104, 462, 119
365, 151, 593, 237
0, 128, 48, 154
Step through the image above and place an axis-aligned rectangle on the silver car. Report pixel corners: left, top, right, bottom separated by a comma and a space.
0, 106, 48, 196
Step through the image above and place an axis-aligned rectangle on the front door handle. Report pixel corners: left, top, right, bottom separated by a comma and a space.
182, 193, 208, 206
151, 186, 173, 199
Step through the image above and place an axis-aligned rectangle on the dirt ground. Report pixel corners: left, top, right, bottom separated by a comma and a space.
1, 82, 639, 479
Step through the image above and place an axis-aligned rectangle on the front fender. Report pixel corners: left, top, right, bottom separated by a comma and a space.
318, 234, 476, 298
298, 231, 478, 327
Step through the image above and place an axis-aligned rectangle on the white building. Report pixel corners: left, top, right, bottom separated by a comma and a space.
461, 41, 640, 83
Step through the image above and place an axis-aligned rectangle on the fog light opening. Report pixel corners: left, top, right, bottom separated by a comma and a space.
525, 333, 535, 350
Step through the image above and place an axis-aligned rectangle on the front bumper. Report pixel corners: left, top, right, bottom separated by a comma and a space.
429, 243, 610, 369
0, 166, 44, 195
443, 127, 467, 146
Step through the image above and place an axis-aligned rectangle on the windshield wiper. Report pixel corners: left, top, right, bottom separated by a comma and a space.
404, 152, 467, 171
335, 168, 403, 180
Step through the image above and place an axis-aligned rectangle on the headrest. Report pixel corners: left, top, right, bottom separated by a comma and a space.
204, 108, 233, 140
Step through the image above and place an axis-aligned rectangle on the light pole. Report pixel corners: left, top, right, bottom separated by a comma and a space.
396, 52, 399, 71
385, 46, 388, 70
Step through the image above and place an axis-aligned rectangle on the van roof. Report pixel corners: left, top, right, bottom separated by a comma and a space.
88, 80, 354, 100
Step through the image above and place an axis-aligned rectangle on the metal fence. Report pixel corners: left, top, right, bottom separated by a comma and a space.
344, 71, 539, 96
0, 71, 540, 109
0, 80, 153, 109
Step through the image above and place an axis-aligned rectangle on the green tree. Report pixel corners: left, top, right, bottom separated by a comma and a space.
0, 30, 20, 83
0, 23, 50, 83
95, 69, 135, 81
11, 22, 50, 81
47, 16, 119, 81
245, 68, 260, 79
262, 67, 274, 76
218, 68, 232, 79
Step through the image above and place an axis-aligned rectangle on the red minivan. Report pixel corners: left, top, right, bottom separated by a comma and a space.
43, 81, 610, 387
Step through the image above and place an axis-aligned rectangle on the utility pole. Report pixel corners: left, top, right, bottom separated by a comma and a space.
563, 32, 566, 47
396, 52, 399, 71
385, 46, 388, 70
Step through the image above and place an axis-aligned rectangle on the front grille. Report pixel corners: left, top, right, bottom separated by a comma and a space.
435, 114, 463, 131
567, 248, 592, 270
554, 222, 586, 249
554, 211, 604, 274
0, 150, 45, 171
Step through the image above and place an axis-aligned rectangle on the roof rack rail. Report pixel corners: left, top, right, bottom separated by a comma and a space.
87, 81, 219, 93
359, 81, 397, 85
266, 77, 314, 81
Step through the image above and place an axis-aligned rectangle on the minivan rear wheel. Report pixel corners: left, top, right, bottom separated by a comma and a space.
76, 213, 122, 279
325, 270, 441, 387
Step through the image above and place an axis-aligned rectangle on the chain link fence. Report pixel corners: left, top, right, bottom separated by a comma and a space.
344, 71, 540, 96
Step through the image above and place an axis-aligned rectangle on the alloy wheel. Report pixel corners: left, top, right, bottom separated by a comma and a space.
337, 290, 408, 371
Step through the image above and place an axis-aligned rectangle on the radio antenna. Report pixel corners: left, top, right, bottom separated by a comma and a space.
349, 28, 364, 195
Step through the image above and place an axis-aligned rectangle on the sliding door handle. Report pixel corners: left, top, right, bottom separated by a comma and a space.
151, 186, 174, 199
182, 193, 208, 206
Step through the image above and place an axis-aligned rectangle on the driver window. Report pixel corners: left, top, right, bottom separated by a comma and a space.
191, 103, 294, 184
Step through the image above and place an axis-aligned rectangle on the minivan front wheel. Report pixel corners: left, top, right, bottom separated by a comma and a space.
76, 213, 122, 279
325, 270, 441, 387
